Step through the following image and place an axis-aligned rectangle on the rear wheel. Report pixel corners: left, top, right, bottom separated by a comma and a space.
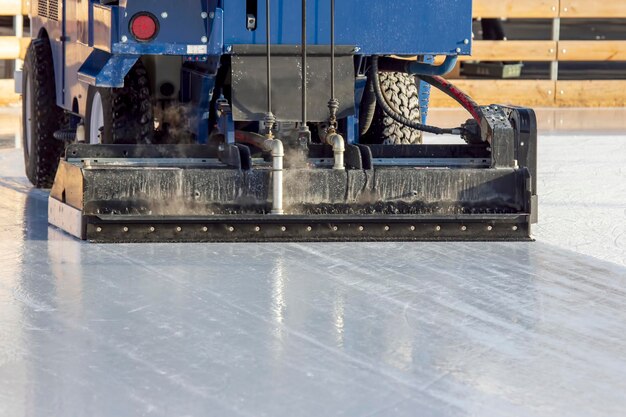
362, 72, 423, 145
84, 61, 153, 144
22, 38, 65, 188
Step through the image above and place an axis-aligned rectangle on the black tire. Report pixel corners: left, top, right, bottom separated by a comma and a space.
22, 38, 65, 188
84, 61, 153, 144
363, 72, 423, 145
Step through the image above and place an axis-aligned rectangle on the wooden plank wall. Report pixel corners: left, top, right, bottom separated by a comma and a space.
432, 0, 626, 107
0, 0, 625, 107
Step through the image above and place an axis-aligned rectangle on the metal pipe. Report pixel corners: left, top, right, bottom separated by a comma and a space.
326, 133, 345, 171
264, 139, 285, 214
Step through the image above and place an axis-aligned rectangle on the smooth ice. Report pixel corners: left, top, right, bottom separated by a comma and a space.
1, 109, 626, 417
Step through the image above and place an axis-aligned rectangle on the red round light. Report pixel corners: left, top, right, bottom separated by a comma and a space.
130, 14, 158, 41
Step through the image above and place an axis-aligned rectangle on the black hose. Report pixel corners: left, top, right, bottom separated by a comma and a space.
359, 75, 377, 135
370, 57, 461, 136
53, 129, 76, 142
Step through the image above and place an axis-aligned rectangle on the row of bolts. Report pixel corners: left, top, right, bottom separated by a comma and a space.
95, 225, 521, 233
261, 0, 345, 215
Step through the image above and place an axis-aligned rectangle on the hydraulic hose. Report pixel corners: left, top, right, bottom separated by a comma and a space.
417, 74, 485, 123
370, 57, 461, 136
359, 75, 377, 136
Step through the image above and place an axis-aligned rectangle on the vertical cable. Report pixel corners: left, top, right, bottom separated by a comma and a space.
266, 0, 272, 115
264, 0, 276, 138
327, 0, 339, 133
301, 0, 307, 126
330, 0, 335, 101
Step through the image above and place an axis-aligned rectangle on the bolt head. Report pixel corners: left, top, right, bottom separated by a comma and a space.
201, 36, 208, 43
161, 12, 168, 19
333, 226, 338, 231
281, 226, 287, 232
435, 226, 442, 232
306, 226, 312, 232
487, 226, 493, 231
96, 227, 102, 233
228, 226, 235, 232
150, 227, 155, 232
410, 226, 416, 231
358, 226, 364, 231
461, 226, 467, 231
202, 227, 208, 232
121, 35, 128, 43
123, 227, 129, 232
201, 12, 208, 19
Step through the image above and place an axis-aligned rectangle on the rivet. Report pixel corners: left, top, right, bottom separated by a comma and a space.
333, 226, 338, 231
384, 226, 390, 231
410, 226, 416, 231
512, 226, 519, 231
161, 12, 168, 18
487, 226, 493, 231
123, 227, 129, 232
358, 226, 364, 231
149, 227, 155, 232
306, 226, 312, 232
461, 226, 467, 231
281, 226, 287, 232
435, 225, 441, 231
176, 227, 182, 232
202, 227, 208, 232
201, 12, 208, 19
254, 226, 261, 232
96, 227, 102, 233
228, 226, 235, 232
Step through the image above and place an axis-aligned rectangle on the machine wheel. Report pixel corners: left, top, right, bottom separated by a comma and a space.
84, 62, 153, 144
22, 38, 65, 188
364, 72, 423, 145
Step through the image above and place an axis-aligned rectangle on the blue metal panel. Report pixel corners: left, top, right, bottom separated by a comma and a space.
115, 0, 211, 53
222, 0, 472, 56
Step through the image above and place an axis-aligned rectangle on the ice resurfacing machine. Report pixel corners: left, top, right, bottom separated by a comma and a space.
21, 0, 538, 242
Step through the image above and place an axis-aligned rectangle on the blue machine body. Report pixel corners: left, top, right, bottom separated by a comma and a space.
30, 0, 472, 139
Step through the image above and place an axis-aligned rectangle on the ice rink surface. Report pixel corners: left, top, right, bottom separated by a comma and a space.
1, 108, 626, 416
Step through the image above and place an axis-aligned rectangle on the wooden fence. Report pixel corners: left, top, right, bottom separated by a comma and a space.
0, 0, 625, 107
0, 0, 27, 105
431, 0, 626, 107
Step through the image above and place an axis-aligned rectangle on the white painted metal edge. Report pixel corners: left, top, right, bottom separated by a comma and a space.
48, 197, 86, 240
